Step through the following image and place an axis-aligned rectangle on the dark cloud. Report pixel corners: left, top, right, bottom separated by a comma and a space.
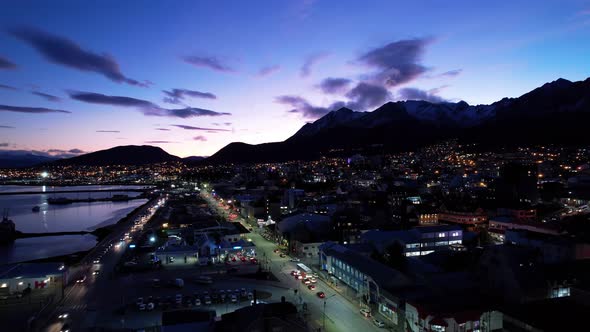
257, 65, 281, 77
155, 128, 170, 131
275, 95, 330, 119
163, 107, 230, 118
68, 91, 230, 118
357, 38, 433, 87
0, 56, 17, 69
163, 88, 217, 104
171, 124, 230, 132
0, 104, 70, 114
182, 55, 235, 73
145, 140, 176, 144
31, 91, 61, 102
0, 143, 8, 147
193, 135, 207, 141
300, 52, 329, 78
223, 122, 232, 126
96, 130, 120, 133
68, 148, 84, 154
397, 87, 446, 103
0, 125, 15, 129
436, 69, 462, 78
8, 26, 145, 86
0, 84, 18, 90
318, 77, 352, 94
344, 82, 392, 110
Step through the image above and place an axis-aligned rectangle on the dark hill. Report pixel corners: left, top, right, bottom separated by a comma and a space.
53, 145, 180, 166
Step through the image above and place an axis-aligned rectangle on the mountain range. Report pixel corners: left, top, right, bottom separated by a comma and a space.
207, 77, 590, 164
1, 77, 588, 168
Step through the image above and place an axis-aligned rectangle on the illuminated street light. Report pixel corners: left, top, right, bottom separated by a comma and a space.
40, 171, 49, 178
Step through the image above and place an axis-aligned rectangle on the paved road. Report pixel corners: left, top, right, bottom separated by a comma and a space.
202, 190, 382, 332
42, 197, 164, 332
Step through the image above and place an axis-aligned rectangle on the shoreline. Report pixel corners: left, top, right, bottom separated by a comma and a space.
3, 197, 154, 265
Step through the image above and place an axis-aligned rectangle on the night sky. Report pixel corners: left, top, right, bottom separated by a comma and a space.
0, 0, 589, 157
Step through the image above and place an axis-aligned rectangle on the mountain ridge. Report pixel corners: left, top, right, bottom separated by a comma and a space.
207, 76, 590, 164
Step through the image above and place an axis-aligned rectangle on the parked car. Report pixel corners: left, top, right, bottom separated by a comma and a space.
204, 296, 212, 305
138, 303, 146, 311
136, 297, 144, 306
373, 318, 385, 328
317, 292, 325, 298
290, 258, 300, 262
147, 302, 155, 311
231, 294, 237, 303
195, 298, 201, 306
308, 284, 316, 290
360, 308, 371, 317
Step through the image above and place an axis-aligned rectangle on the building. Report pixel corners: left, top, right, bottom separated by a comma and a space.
438, 207, 487, 227
495, 162, 539, 207
362, 225, 463, 257
0, 262, 65, 297
505, 229, 590, 263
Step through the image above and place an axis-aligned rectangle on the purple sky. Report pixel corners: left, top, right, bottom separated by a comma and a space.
0, 0, 589, 157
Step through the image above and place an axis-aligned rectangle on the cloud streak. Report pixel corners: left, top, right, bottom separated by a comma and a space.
144, 140, 176, 144
0, 104, 70, 114
31, 91, 61, 102
0, 125, 15, 129
193, 135, 207, 141
0, 84, 18, 91
0, 56, 17, 69
300, 52, 329, 77
182, 55, 235, 72
257, 65, 281, 77
96, 130, 120, 133
8, 26, 145, 86
163, 88, 217, 104
171, 124, 230, 132
68, 91, 230, 118
275, 95, 331, 119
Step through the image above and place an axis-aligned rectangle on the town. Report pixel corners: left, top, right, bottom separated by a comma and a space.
2, 141, 590, 331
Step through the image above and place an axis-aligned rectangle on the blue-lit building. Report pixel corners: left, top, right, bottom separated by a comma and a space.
361, 225, 463, 257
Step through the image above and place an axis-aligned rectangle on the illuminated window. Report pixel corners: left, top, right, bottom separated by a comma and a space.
438, 233, 446, 238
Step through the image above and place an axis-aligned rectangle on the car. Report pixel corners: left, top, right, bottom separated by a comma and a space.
226, 289, 232, 295
240, 256, 246, 262
93, 258, 100, 264
147, 302, 155, 311
290, 270, 298, 276
58, 312, 69, 319
60, 324, 71, 332
247, 292, 253, 300
175, 294, 182, 303
303, 279, 311, 285
308, 284, 316, 290
136, 297, 144, 306
138, 303, 146, 311
250, 258, 258, 264
297, 275, 304, 280
230, 294, 237, 303
317, 292, 325, 298
204, 296, 212, 305
231, 257, 236, 262
372, 318, 385, 328
290, 258, 301, 262
195, 298, 201, 306
360, 308, 371, 317
241, 288, 247, 297
76, 275, 87, 283
152, 279, 161, 288
279, 254, 286, 258
92, 270, 99, 276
